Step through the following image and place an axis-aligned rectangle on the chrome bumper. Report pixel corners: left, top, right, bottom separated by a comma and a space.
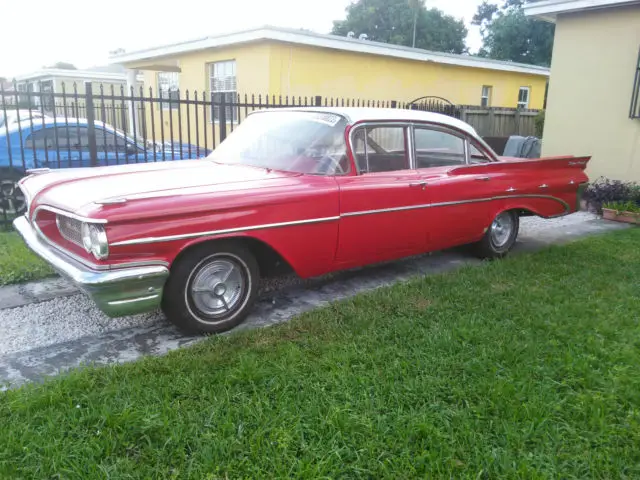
13, 215, 169, 317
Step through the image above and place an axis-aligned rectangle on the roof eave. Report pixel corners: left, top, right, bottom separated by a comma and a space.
524, 0, 640, 22
110, 26, 549, 77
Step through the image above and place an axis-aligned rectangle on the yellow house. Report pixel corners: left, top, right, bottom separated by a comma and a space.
109, 26, 548, 146
525, 0, 640, 182
113, 25, 549, 108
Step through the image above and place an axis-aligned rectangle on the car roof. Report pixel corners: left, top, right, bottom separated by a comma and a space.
2, 117, 117, 135
255, 107, 478, 137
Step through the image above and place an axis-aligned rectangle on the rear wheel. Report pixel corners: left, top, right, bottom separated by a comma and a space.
473, 210, 519, 259
162, 241, 259, 334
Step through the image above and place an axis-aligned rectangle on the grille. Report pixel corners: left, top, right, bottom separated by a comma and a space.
56, 215, 83, 247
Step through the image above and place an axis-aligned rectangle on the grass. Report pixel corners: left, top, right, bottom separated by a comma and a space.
0, 230, 54, 285
1, 229, 640, 478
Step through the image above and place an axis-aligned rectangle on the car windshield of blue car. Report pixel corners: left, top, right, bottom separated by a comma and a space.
207, 111, 350, 175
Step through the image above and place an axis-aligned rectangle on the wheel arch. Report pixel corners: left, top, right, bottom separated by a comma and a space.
488, 196, 570, 222
171, 234, 296, 279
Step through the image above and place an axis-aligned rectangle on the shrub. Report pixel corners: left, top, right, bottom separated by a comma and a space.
583, 177, 640, 214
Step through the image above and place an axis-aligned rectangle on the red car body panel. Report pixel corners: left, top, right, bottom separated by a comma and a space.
19, 109, 591, 281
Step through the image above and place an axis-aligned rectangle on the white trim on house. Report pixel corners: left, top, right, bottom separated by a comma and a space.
13, 68, 144, 83
109, 25, 550, 77
524, 0, 640, 22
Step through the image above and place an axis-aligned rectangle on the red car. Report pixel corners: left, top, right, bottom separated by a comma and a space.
14, 108, 590, 334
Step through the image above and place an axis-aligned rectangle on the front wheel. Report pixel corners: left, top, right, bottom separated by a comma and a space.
162, 241, 260, 334
473, 210, 519, 259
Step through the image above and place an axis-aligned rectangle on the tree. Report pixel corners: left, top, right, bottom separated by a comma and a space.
472, 0, 555, 66
332, 0, 468, 54
46, 62, 77, 70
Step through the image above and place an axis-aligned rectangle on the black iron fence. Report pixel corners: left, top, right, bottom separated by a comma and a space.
0, 80, 463, 226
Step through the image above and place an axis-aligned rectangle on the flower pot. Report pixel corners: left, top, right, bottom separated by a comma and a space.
602, 208, 640, 224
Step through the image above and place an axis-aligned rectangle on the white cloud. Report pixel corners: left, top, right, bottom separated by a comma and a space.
0, 0, 483, 77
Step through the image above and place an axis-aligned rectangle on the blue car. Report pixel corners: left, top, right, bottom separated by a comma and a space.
0, 118, 210, 173
0, 118, 210, 215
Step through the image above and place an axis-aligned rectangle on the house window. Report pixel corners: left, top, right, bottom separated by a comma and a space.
629, 46, 640, 119
517, 87, 530, 109
157, 72, 179, 109
481, 85, 493, 107
209, 60, 237, 122
40, 80, 54, 112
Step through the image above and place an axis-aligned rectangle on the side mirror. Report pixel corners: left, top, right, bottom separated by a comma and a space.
126, 144, 138, 155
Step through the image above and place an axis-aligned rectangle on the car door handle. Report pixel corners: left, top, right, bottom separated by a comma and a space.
539, 184, 549, 189
409, 181, 427, 189
475, 176, 491, 181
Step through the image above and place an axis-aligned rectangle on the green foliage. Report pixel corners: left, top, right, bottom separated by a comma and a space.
0, 231, 54, 285
603, 200, 640, 214
472, 0, 555, 66
2, 229, 640, 478
332, 0, 468, 54
534, 109, 545, 137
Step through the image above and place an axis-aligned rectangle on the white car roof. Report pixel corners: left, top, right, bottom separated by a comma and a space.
256, 106, 479, 137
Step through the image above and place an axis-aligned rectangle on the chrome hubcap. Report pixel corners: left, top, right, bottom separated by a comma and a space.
190, 258, 246, 318
490, 212, 514, 248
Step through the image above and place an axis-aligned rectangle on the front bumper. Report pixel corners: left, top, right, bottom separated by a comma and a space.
13, 215, 169, 317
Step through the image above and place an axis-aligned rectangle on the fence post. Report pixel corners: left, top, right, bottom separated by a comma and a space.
488, 108, 496, 137
391, 100, 397, 109
460, 107, 468, 123
315, 96, 322, 107
514, 108, 521, 136
219, 94, 227, 142
84, 82, 99, 167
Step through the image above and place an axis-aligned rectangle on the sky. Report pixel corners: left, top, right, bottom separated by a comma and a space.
0, 0, 484, 78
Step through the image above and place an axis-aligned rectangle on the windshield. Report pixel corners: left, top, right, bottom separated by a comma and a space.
207, 111, 350, 175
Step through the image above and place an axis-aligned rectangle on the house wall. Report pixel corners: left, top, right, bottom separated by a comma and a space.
541, 5, 640, 182
124, 40, 547, 150
267, 42, 547, 109
133, 43, 271, 147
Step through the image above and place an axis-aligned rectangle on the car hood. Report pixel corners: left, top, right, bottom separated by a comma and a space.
24, 160, 301, 216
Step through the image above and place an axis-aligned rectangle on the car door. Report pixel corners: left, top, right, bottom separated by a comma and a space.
25, 126, 61, 169
334, 123, 430, 267
413, 125, 501, 251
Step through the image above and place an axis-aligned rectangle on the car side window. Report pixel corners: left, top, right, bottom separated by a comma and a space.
25, 128, 56, 149
353, 126, 409, 174
469, 144, 492, 164
414, 127, 466, 168
95, 129, 132, 153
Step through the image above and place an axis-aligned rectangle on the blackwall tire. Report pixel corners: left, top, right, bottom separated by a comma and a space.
162, 241, 259, 334
473, 210, 519, 259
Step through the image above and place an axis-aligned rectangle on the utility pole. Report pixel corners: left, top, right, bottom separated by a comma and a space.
412, 8, 417, 47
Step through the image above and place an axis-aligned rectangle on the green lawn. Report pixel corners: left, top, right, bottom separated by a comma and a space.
0, 230, 54, 285
1, 229, 640, 479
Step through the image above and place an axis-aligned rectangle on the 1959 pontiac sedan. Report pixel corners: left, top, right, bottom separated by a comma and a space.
14, 108, 591, 334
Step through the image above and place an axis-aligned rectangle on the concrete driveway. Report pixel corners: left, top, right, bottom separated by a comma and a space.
0, 212, 628, 389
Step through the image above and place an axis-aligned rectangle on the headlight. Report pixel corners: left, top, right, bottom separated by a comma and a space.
81, 223, 109, 260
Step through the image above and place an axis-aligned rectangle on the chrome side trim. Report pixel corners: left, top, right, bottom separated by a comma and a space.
110, 194, 569, 247
110, 215, 342, 247
94, 198, 128, 205
33, 205, 108, 224
342, 203, 431, 217
343, 194, 569, 217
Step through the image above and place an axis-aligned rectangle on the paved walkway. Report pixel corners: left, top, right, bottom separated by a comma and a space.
0, 213, 629, 390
